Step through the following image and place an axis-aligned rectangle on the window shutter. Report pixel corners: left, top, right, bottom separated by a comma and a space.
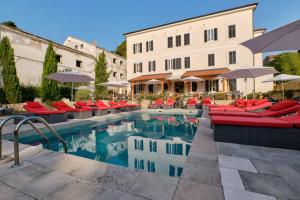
204, 30, 207, 42
133, 64, 136, 73
140, 63, 143, 72
148, 61, 151, 71
165, 60, 168, 70
133, 44, 136, 54
139, 43, 142, 53
214, 28, 218, 41
153, 61, 156, 71
150, 41, 153, 50
146, 41, 149, 52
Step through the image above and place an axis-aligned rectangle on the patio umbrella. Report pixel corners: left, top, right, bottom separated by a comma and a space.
241, 19, 300, 53
220, 66, 278, 99
262, 74, 300, 99
181, 76, 204, 82
46, 72, 94, 102
144, 79, 161, 93
119, 80, 131, 85
100, 81, 127, 101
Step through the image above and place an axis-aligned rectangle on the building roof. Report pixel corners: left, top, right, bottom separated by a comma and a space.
182, 68, 230, 78
254, 28, 267, 32
124, 2, 258, 36
129, 73, 172, 82
0, 25, 95, 59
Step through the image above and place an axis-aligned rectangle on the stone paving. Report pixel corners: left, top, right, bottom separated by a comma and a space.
0, 109, 300, 200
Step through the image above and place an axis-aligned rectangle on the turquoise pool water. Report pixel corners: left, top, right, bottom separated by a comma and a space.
8, 113, 199, 177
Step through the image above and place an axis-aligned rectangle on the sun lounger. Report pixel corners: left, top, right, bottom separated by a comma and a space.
23, 102, 67, 123
186, 98, 198, 109
209, 100, 300, 117
163, 98, 175, 109
119, 100, 141, 111
95, 100, 118, 114
52, 101, 92, 119
211, 112, 300, 150
149, 99, 163, 109
108, 101, 128, 111
75, 100, 108, 116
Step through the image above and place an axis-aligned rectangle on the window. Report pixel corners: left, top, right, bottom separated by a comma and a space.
113, 58, 116, 64
56, 55, 62, 63
133, 63, 142, 73
165, 58, 181, 71
208, 54, 215, 66
228, 25, 236, 38
184, 57, 190, 68
146, 40, 154, 52
134, 159, 144, 170
120, 73, 124, 79
184, 33, 190, 45
192, 82, 197, 92
186, 144, 191, 156
133, 43, 142, 54
80, 44, 84, 48
120, 61, 123, 65
229, 51, 236, 64
166, 143, 183, 155
134, 139, 144, 150
204, 28, 218, 42
147, 161, 156, 172
76, 60, 82, 68
169, 165, 183, 177
74, 45, 78, 49
167, 37, 173, 48
176, 35, 181, 47
148, 61, 156, 72
149, 140, 157, 152
205, 80, 219, 92
113, 72, 117, 77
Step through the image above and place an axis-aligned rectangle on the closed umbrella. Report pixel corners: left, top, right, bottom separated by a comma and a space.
100, 81, 127, 101
241, 19, 300, 53
262, 74, 300, 99
181, 76, 204, 82
46, 72, 94, 102
220, 67, 278, 99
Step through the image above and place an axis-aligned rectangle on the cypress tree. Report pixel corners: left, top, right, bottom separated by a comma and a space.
0, 37, 22, 103
41, 43, 59, 100
94, 51, 110, 99
115, 40, 126, 58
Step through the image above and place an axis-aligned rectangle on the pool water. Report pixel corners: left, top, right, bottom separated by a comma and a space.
9, 113, 199, 177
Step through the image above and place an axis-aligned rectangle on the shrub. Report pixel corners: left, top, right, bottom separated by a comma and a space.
0, 88, 7, 104
21, 85, 40, 102
214, 92, 226, 100
75, 89, 91, 101
59, 86, 72, 100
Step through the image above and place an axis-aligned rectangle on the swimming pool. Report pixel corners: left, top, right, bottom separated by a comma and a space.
6, 112, 199, 177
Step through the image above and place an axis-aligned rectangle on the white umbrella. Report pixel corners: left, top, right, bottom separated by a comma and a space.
220, 66, 278, 99
119, 80, 131, 85
99, 81, 127, 101
145, 79, 161, 93
181, 76, 204, 82
262, 74, 300, 99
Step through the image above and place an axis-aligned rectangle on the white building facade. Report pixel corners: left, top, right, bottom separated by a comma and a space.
124, 3, 273, 97
0, 26, 127, 94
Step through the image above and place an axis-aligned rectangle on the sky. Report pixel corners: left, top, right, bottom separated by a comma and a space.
0, 0, 299, 51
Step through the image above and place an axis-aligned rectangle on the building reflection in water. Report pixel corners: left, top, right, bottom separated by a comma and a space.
39, 113, 199, 177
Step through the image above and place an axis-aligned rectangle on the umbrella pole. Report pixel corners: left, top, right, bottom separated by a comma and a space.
253, 78, 256, 99
245, 78, 248, 100
282, 81, 284, 99
71, 82, 74, 102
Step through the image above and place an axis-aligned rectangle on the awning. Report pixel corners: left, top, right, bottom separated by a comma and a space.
129, 73, 171, 82
182, 68, 230, 78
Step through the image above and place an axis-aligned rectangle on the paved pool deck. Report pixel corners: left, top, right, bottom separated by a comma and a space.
0, 109, 299, 200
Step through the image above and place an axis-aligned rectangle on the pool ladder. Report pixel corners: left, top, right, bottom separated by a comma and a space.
0, 115, 68, 166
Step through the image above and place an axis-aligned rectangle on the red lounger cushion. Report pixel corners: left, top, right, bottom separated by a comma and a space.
209, 111, 259, 117
211, 116, 293, 128
279, 111, 300, 128
24, 102, 65, 115
269, 100, 297, 111
53, 101, 85, 112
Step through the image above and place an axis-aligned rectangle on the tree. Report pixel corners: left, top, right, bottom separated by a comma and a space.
41, 43, 59, 100
0, 37, 22, 103
94, 52, 110, 99
2, 21, 17, 29
115, 40, 126, 58
266, 52, 300, 75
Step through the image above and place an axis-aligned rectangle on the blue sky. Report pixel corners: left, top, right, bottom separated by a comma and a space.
0, 0, 299, 51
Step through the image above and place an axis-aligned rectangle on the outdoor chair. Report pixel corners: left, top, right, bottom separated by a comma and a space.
186, 98, 198, 109
149, 99, 163, 109
52, 101, 92, 119
23, 101, 67, 123
163, 98, 175, 109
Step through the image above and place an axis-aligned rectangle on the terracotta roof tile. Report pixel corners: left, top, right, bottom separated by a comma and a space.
182, 68, 230, 78
129, 73, 172, 82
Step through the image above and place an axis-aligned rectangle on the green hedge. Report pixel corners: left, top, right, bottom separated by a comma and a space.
0, 88, 7, 104
21, 85, 40, 102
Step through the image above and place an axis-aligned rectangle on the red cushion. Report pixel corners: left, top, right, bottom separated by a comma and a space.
76, 101, 87, 106
269, 100, 297, 111
254, 99, 268, 106
26, 102, 43, 108
225, 107, 245, 112
212, 116, 293, 128
209, 111, 259, 117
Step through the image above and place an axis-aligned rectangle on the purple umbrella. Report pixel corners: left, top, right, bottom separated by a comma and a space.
46, 72, 94, 101
241, 19, 300, 53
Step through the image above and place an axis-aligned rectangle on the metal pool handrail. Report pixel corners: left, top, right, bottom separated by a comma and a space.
0, 115, 51, 160
13, 116, 68, 166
